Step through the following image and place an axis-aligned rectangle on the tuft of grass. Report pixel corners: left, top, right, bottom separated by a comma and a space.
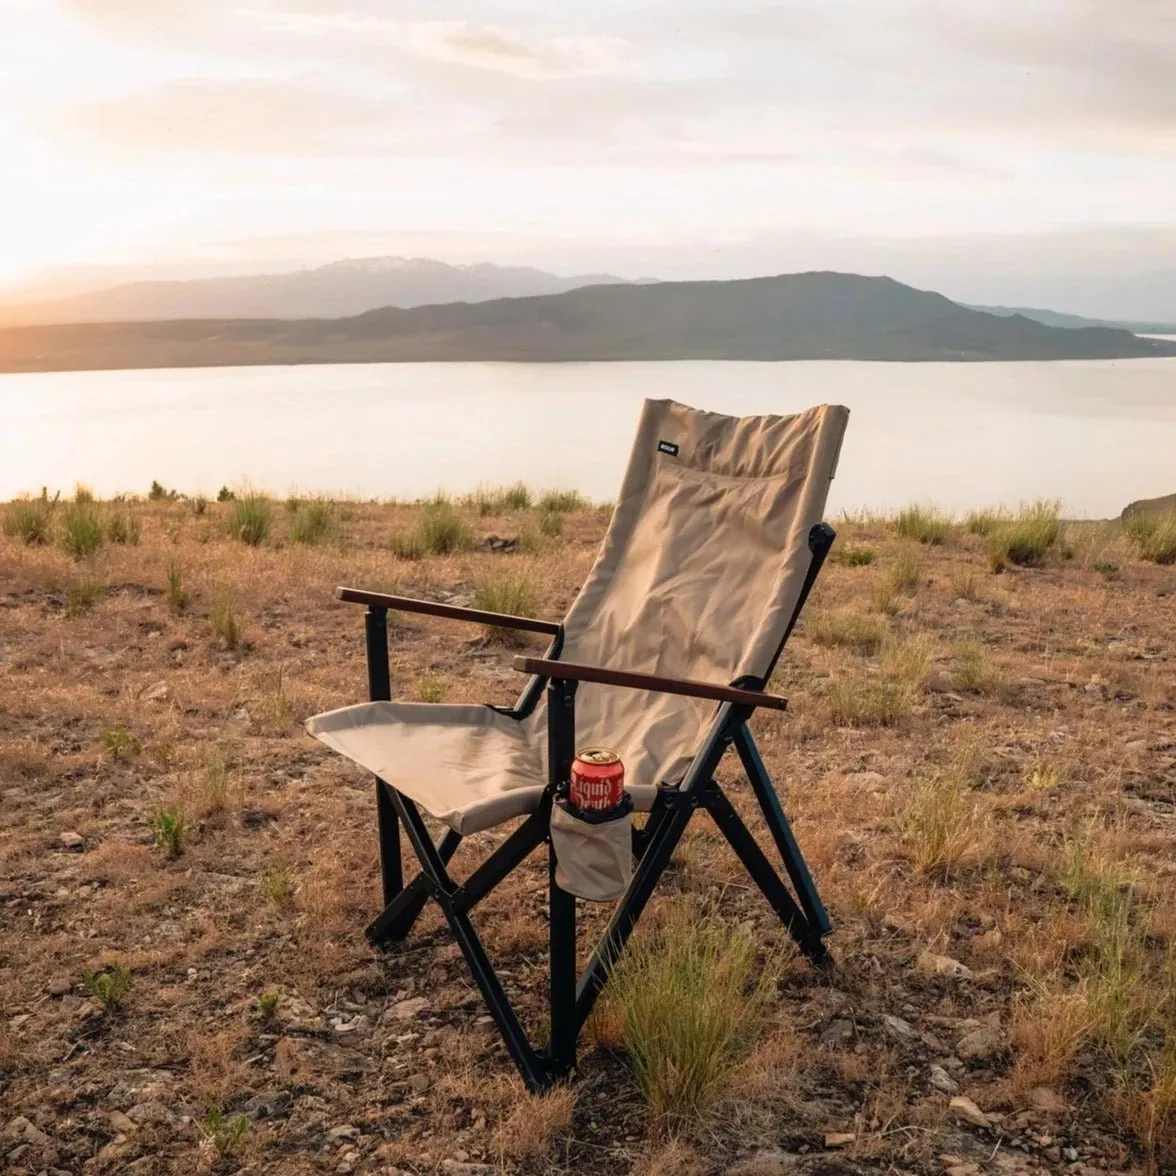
148, 804, 190, 858
199, 1107, 249, 1158
1125, 512, 1176, 566
495, 1087, 578, 1163
1010, 976, 1092, 1095
101, 721, 141, 760
165, 562, 190, 612
289, 498, 333, 545
503, 482, 533, 511
191, 494, 208, 516
953, 640, 1005, 695
392, 500, 474, 558
66, 576, 104, 618
870, 550, 921, 614
3, 496, 53, 544
261, 861, 295, 907
257, 992, 280, 1021
1115, 1049, 1176, 1174
229, 492, 271, 546
106, 512, 141, 545
201, 751, 236, 815
950, 567, 983, 601
73, 483, 95, 505
896, 504, 951, 545
148, 479, 169, 500
1025, 762, 1061, 792
217, 485, 235, 502
988, 499, 1061, 570
902, 746, 984, 874
827, 637, 931, 727
211, 585, 240, 650
538, 489, 585, 513
966, 507, 1008, 536
836, 545, 875, 567
61, 502, 104, 559
604, 900, 786, 1125
82, 960, 132, 1012
1095, 560, 1121, 580
474, 569, 542, 645
417, 675, 448, 703
808, 609, 886, 656
537, 506, 564, 539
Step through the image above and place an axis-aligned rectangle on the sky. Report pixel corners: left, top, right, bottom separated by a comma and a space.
2, 0, 1175, 317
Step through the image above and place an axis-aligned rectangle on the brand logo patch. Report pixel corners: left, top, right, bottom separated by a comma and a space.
657, 440, 679, 456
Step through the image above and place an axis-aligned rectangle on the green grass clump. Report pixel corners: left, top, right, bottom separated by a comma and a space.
966, 507, 1008, 536
1125, 512, 1176, 566
392, 500, 474, 558
199, 1107, 249, 1158
807, 609, 886, 655
538, 489, 586, 513
289, 498, 334, 545
988, 500, 1061, 570
257, 992, 280, 1021
902, 749, 984, 875
101, 721, 141, 759
211, 585, 240, 649
953, 640, 1006, 695
166, 562, 189, 612
537, 506, 564, 539
61, 503, 104, 559
82, 960, 132, 1012
66, 576, 104, 617
604, 899, 785, 1125
417, 676, 448, 703
148, 479, 169, 500
827, 636, 931, 727
148, 804, 190, 858
105, 512, 141, 545
3, 497, 54, 544
474, 568, 542, 645
870, 549, 922, 614
836, 545, 875, 567
896, 504, 951, 545
229, 492, 271, 546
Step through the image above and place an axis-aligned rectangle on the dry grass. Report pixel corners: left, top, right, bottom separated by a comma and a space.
2, 490, 1175, 1174
896, 503, 951, 545
988, 499, 1061, 569
473, 565, 543, 644
1126, 511, 1176, 565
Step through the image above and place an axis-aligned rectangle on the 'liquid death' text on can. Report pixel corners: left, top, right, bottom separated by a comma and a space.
570, 747, 625, 813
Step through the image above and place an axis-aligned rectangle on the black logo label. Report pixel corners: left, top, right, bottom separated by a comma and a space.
657, 440, 679, 456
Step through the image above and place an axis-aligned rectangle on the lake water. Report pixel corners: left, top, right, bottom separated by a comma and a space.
3, 356, 1176, 517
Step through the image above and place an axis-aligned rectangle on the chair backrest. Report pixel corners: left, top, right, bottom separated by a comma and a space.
524, 398, 850, 795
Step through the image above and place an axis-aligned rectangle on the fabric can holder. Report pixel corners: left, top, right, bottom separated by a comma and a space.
550, 793, 634, 902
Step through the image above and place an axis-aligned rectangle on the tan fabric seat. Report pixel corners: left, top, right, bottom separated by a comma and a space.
307, 398, 849, 836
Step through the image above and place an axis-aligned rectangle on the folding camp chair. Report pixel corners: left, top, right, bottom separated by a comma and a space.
306, 398, 849, 1091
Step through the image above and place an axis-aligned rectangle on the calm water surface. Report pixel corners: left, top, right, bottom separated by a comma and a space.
2, 358, 1175, 517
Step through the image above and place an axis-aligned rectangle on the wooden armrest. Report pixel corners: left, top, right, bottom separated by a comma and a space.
511, 657, 788, 712
336, 587, 561, 636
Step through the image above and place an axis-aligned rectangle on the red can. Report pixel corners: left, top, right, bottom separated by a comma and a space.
570, 747, 625, 813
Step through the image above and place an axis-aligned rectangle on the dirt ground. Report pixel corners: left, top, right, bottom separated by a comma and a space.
1, 494, 1174, 1176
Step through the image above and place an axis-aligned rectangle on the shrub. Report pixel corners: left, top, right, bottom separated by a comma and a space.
229, 492, 271, 546
504, 482, 533, 511
417, 676, 448, 703
896, 504, 951, 545
538, 489, 585, 513
191, 495, 208, 516
807, 610, 886, 655
211, 586, 240, 650
261, 862, 295, 906
148, 804, 190, 857
61, 503, 104, 558
988, 499, 1061, 570
392, 500, 474, 558
82, 960, 132, 1012
105, 512, 141, 545
290, 498, 333, 545
3, 497, 53, 544
148, 480, 168, 500
66, 576, 104, 617
604, 899, 785, 1125
165, 562, 189, 612
73, 483, 95, 505
1125, 512, 1176, 565
217, 485, 235, 502
101, 721, 141, 759
474, 569, 542, 645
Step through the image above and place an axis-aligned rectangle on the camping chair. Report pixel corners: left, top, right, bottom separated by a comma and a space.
306, 398, 849, 1091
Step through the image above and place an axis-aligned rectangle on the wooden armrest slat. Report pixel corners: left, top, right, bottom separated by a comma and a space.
337, 587, 561, 635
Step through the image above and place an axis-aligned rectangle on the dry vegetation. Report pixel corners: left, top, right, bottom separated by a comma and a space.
1, 489, 1175, 1176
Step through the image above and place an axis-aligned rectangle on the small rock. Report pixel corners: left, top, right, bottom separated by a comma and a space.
930, 1064, 959, 1094
927, 670, 957, 693
59, 831, 85, 850
326, 1124, 361, 1141
1028, 1086, 1069, 1114
140, 681, 168, 702
819, 1019, 853, 1048
243, 1090, 292, 1120
47, 977, 71, 997
108, 1110, 137, 1135
825, 1132, 855, 1147
407, 1073, 430, 1095
392, 997, 429, 1021
917, 952, 974, 981
1062, 1146, 1079, 1161
948, 1095, 991, 1129
883, 1014, 917, 1040
127, 1101, 169, 1126
956, 1024, 1004, 1061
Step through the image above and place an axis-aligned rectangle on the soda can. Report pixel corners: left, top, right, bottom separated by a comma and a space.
570, 747, 625, 813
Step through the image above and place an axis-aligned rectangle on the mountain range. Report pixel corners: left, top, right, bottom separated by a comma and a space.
1, 271, 1173, 372
967, 304, 1176, 336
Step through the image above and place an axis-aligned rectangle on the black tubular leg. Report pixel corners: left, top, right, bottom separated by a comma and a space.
366, 825, 462, 946
547, 848, 577, 1079
704, 784, 826, 961
390, 788, 548, 1090
631, 792, 670, 861
365, 606, 402, 902
733, 725, 831, 936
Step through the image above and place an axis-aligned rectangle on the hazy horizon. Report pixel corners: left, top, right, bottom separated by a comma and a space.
3, 2, 1174, 320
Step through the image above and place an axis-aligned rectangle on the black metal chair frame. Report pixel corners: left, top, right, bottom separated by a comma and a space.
336, 524, 837, 1092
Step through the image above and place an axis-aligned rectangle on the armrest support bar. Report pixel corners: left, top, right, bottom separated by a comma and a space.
512, 657, 788, 712
337, 587, 561, 636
